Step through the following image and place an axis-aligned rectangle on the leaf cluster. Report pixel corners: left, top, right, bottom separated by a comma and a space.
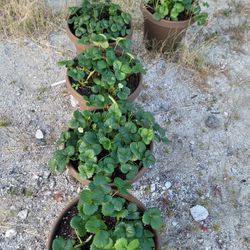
59, 46, 145, 108
68, 0, 132, 45
144, 0, 208, 25
52, 178, 163, 250
49, 102, 168, 185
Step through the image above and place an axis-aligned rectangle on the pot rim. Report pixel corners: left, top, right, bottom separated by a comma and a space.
46, 192, 161, 250
141, 3, 192, 27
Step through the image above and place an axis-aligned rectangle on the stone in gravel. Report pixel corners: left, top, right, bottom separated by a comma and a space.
43, 170, 51, 179
165, 181, 172, 189
35, 129, 44, 139
5, 229, 17, 238
205, 115, 220, 129
70, 95, 78, 108
190, 205, 209, 221
151, 184, 156, 192
18, 209, 28, 220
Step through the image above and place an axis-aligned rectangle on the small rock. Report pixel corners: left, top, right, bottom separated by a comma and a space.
18, 209, 28, 220
151, 184, 156, 192
164, 181, 172, 189
190, 205, 209, 221
35, 129, 44, 139
49, 179, 56, 189
70, 95, 79, 107
172, 221, 178, 226
5, 229, 17, 238
43, 170, 51, 179
205, 115, 220, 129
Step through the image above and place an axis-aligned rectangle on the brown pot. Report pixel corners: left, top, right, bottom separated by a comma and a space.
66, 73, 143, 111
141, 4, 192, 51
46, 193, 161, 250
67, 142, 153, 186
66, 22, 133, 54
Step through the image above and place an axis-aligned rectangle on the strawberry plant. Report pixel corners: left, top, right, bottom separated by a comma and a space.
52, 176, 163, 250
144, 0, 208, 25
68, 0, 132, 46
59, 46, 145, 109
49, 101, 168, 185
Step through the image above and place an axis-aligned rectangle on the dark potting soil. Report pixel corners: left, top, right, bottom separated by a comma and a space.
55, 205, 92, 250
70, 73, 140, 99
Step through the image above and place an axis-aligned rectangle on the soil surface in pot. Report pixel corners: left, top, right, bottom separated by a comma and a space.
70, 73, 140, 99
146, 5, 191, 21
55, 205, 92, 249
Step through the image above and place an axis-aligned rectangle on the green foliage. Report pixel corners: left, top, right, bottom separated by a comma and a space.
144, 0, 208, 25
68, 0, 132, 46
52, 187, 163, 250
49, 102, 168, 187
59, 46, 145, 108
142, 208, 163, 230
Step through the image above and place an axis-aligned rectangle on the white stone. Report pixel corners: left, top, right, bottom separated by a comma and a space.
70, 95, 79, 108
164, 181, 172, 189
5, 229, 17, 238
190, 205, 209, 221
35, 129, 44, 139
172, 221, 178, 226
151, 184, 156, 192
18, 209, 28, 220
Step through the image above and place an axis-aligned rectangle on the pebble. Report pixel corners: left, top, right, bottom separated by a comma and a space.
43, 170, 51, 179
164, 181, 172, 189
35, 129, 44, 139
172, 221, 178, 226
5, 229, 17, 238
70, 95, 78, 107
190, 205, 209, 221
151, 184, 156, 192
205, 115, 220, 129
18, 209, 28, 220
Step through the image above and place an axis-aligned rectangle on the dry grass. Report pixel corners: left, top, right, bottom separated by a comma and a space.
0, 0, 65, 39
163, 29, 219, 91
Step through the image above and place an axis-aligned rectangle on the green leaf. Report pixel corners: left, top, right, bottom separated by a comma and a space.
96, 60, 107, 71
114, 238, 139, 250
142, 150, 155, 168
102, 202, 114, 216
114, 177, 131, 195
52, 237, 78, 250
139, 128, 154, 145
85, 217, 107, 233
83, 132, 98, 144
142, 208, 163, 230
70, 216, 86, 237
117, 147, 131, 164
93, 230, 112, 248
130, 141, 146, 160
79, 163, 96, 179
99, 137, 112, 150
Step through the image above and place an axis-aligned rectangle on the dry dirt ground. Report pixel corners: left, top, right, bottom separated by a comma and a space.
0, 0, 250, 249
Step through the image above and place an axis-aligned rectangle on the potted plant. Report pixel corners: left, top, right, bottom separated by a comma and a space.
49, 101, 168, 187
59, 46, 145, 111
46, 176, 163, 250
67, 0, 133, 53
141, 0, 209, 50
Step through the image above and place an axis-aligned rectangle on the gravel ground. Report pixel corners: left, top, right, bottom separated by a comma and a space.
0, 0, 250, 249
